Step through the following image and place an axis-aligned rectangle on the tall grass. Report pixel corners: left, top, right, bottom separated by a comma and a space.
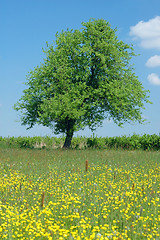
0, 147, 159, 239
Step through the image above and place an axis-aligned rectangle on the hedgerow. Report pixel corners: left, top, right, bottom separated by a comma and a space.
0, 134, 160, 150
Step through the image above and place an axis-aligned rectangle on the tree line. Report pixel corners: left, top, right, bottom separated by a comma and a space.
0, 134, 160, 150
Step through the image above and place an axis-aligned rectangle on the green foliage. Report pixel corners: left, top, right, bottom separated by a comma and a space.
0, 134, 160, 150
87, 136, 106, 149
14, 18, 151, 148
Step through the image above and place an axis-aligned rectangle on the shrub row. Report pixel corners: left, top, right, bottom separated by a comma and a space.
87, 134, 160, 150
0, 134, 160, 150
0, 136, 64, 149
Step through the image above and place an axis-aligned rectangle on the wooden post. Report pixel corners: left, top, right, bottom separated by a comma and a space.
85, 160, 88, 171
41, 191, 45, 208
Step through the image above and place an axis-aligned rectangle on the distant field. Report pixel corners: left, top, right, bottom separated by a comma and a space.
0, 147, 159, 239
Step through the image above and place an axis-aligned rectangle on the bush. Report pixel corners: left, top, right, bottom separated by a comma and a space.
0, 134, 160, 150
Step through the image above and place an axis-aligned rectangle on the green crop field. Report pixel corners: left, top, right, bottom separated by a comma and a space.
0, 146, 159, 239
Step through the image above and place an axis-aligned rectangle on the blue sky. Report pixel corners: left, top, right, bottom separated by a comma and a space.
0, 0, 160, 138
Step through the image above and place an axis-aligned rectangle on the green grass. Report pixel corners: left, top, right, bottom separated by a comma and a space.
0, 147, 160, 239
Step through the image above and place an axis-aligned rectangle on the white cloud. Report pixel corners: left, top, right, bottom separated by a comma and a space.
147, 73, 160, 85
130, 16, 160, 50
146, 55, 160, 67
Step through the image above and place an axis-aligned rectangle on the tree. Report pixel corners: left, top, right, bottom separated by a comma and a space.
14, 19, 150, 148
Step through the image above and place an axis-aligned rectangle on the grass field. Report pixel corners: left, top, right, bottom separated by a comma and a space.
0, 147, 159, 239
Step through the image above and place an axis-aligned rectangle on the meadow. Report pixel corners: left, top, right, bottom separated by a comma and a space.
0, 146, 159, 239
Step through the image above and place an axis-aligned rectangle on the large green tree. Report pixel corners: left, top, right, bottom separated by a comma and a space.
15, 19, 150, 148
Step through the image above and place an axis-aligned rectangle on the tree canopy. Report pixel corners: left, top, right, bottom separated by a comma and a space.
15, 19, 150, 148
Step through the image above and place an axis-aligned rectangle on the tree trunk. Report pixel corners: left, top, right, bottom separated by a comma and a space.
63, 119, 75, 148
63, 130, 74, 148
